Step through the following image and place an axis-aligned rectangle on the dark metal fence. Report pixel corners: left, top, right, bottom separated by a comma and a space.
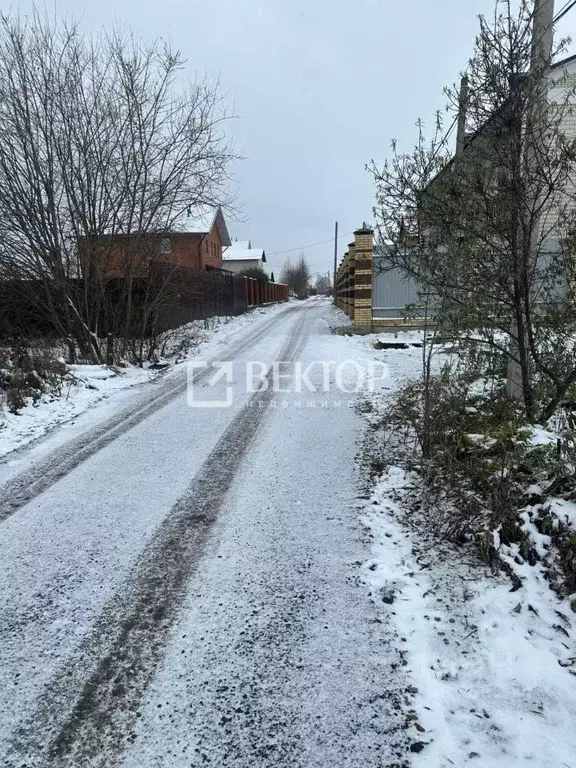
0, 267, 288, 341
151, 264, 246, 330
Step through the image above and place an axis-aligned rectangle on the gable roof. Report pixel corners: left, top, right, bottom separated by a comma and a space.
411, 52, 576, 207
222, 244, 267, 263
461, 54, 576, 151
436, 54, 576, 168
550, 52, 576, 72
171, 206, 231, 246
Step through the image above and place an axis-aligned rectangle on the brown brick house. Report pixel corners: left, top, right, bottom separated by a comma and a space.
84, 207, 232, 279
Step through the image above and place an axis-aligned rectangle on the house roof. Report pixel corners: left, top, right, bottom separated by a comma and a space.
171, 206, 231, 246
459, 54, 576, 151
550, 52, 576, 71
222, 244, 267, 263
178, 209, 215, 234
431, 54, 576, 180
408, 51, 576, 208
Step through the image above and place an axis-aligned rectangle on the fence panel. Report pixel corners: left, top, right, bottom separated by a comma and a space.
372, 253, 438, 320
0, 268, 288, 341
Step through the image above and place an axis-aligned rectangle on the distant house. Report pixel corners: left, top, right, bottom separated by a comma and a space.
85, 206, 232, 278
222, 240, 267, 275
166, 207, 232, 271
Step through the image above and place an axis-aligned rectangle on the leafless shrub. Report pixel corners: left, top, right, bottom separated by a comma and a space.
375, 362, 576, 577
0, 340, 68, 413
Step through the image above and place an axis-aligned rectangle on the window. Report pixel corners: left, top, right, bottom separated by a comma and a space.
160, 237, 171, 255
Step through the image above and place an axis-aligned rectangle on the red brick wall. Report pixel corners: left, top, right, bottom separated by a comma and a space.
84, 222, 224, 279
83, 237, 154, 279
143, 224, 222, 271
201, 226, 223, 270
158, 235, 202, 271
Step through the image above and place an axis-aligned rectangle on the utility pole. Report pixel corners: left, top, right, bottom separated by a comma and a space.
531, 0, 555, 73
332, 220, 338, 303
506, 0, 554, 401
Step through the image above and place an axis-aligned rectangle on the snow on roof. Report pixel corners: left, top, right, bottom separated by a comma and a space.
230, 240, 251, 250
176, 208, 216, 234
171, 206, 231, 246
223, 245, 266, 262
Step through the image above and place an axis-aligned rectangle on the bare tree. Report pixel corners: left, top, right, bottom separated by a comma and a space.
369, 0, 576, 424
0, 10, 236, 361
280, 253, 311, 298
316, 273, 332, 295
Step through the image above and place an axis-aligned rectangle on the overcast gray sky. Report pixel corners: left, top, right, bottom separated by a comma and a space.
12, 1, 576, 276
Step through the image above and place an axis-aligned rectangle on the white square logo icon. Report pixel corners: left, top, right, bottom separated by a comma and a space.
187, 361, 234, 408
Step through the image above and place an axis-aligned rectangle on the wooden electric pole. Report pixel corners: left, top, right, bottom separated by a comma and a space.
506, 0, 554, 401
332, 220, 338, 303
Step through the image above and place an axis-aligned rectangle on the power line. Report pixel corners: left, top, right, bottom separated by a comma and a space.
554, 0, 576, 23
267, 253, 342, 269
299, 256, 339, 267
266, 231, 354, 257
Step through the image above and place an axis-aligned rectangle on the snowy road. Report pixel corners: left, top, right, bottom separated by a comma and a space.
0, 301, 412, 768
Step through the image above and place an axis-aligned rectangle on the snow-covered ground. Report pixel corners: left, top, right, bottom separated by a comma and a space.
353, 329, 576, 767
0, 299, 421, 767
0, 304, 287, 460
0, 299, 574, 767
361, 467, 576, 767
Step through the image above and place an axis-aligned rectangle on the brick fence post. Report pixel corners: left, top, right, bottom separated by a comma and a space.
335, 255, 344, 310
337, 248, 350, 316
352, 224, 373, 333
339, 250, 348, 314
347, 241, 356, 319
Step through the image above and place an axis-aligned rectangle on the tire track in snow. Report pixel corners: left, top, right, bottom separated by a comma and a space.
6, 307, 312, 768
0, 304, 299, 523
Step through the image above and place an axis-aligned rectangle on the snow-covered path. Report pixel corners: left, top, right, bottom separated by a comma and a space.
0, 301, 412, 767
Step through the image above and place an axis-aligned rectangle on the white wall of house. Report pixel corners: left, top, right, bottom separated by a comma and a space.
543, 58, 576, 241
222, 258, 264, 275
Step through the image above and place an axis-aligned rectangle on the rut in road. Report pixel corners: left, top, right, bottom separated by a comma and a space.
0, 304, 299, 523
7, 308, 312, 768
